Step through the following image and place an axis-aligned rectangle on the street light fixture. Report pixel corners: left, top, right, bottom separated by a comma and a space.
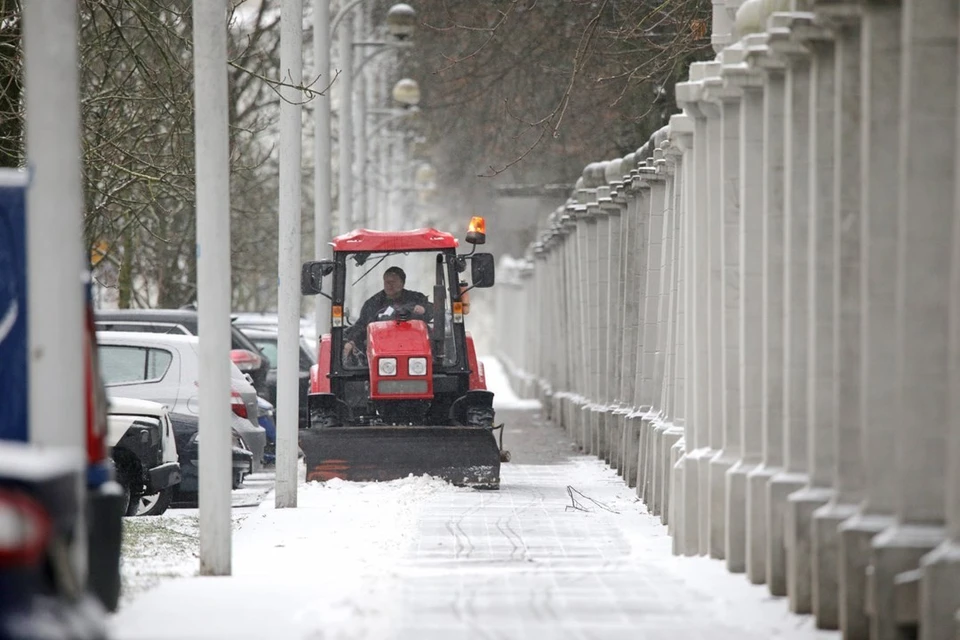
391, 78, 421, 107
386, 3, 417, 40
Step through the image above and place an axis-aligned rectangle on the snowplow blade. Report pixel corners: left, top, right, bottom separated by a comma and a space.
299, 426, 501, 489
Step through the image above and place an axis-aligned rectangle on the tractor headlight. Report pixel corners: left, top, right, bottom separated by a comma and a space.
378, 357, 397, 376
408, 357, 427, 376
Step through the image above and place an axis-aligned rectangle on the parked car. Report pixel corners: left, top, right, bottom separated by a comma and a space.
231, 312, 318, 355
237, 326, 314, 428
95, 332, 267, 473
95, 309, 272, 398
0, 262, 121, 634
105, 397, 181, 516
0, 444, 109, 640
167, 412, 255, 502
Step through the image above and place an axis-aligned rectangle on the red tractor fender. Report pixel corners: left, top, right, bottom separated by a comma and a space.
311, 334, 332, 394
466, 332, 486, 390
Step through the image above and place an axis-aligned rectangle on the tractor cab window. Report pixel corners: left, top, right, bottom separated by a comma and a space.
341, 251, 458, 370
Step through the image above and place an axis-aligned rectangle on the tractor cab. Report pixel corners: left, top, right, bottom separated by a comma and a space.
300, 217, 505, 488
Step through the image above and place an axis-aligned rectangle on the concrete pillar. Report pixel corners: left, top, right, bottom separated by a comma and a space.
640, 163, 667, 504
617, 166, 642, 475
766, 13, 813, 596
871, 1, 957, 637
626, 168, 654, 490
593, 184, 612, 460
563, 201, 582, 437
588, 186, 606, 456
786, 16, 836, 616
917, 79, 960, 637
669, 134, 691, 537
725, 33, 767, 575
615, 161, 641, 474
676, 62, 713, 556
744, 29, 788, 588
554, 210, 576, 428
702, 49, 744, 563
650, 142, 677, 517
665, 116, 694, 529
702, 62, 726, 560
655, 139, 685, 521
575, 186, 593, 450
809, 3, 864, 631
608, 163, 629, 466
917, 197, 960, 632
583, 187, 601, 454
608, 167, 631, 473
837, 4, 901, 637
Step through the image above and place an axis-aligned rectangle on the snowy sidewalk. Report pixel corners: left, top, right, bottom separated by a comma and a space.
109, 359, 837, 640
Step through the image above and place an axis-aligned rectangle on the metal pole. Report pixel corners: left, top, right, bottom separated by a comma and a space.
277, 0, 303, 509
192, 0, 232, 575
23, 0, 87, 582
354, 9, 368, 227
357, 65, 369, 226
338, 13, 355, 230
313, 0, 332, 342
23, 1, 85, 451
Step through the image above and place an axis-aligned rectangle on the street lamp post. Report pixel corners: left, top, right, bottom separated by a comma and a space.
276, 0, 304, 510
314, 1, 415, 338
362, 79, 420, 229
313, 0, 332, 344
190, 0, 233, 573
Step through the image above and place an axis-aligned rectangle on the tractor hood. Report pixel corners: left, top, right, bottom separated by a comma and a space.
367, 320, 433, 400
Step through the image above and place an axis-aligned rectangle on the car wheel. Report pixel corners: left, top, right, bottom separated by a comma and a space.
120, 483, 132, 516
132, 487, 175, 516
232, 471, 244, 490
123, 486, 142, 517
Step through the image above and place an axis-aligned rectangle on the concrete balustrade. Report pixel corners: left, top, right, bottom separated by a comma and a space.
493, 0, 960, 635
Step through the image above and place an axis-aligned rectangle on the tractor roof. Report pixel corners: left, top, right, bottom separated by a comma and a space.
332, 228, 459, 253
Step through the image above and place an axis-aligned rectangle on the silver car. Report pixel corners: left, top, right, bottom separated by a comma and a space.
97, 332, 267, 474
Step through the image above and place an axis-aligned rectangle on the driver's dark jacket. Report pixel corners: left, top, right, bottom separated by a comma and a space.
343, 289, 433, 350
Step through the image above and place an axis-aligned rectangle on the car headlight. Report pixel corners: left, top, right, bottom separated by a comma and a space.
408, 357, 427, 376
378, 357, 397, 376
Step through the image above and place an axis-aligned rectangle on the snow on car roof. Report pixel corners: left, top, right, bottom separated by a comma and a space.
106, 396, 167, 417
96, 331, 198, 346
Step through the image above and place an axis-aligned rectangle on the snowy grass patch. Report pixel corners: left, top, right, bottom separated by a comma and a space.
119, 514, 200, 604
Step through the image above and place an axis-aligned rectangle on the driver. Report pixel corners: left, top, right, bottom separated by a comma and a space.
342, 266, 433, 361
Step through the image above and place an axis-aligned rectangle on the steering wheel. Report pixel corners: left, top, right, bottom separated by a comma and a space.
344, 347, 367, 368
377, 303, 418, 321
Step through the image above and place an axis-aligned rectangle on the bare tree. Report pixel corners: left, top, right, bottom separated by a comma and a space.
383, 0, 712, 221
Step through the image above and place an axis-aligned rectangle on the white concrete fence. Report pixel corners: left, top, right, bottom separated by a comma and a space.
494, 0, 960, 638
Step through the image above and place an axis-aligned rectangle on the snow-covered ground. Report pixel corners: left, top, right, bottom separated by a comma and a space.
109, 357, 838, 640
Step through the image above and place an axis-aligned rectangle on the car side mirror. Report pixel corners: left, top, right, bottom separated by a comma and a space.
470, 253, 495, 288
301, 260, 335, 296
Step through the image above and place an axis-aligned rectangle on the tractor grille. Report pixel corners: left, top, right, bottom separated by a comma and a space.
378, 380, 429, 395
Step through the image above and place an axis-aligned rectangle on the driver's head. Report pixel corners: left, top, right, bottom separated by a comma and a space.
383, 266, 405, 300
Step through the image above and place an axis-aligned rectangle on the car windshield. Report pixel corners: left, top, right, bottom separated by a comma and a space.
342, 251, 457, 370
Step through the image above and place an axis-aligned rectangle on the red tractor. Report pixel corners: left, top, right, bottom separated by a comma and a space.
299, 217, 506, 488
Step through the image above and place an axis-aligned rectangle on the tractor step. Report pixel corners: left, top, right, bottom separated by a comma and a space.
299, 425, 502, 489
